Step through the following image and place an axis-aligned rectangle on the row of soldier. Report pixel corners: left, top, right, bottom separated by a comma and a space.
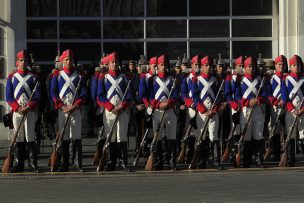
3, 49, 304, 173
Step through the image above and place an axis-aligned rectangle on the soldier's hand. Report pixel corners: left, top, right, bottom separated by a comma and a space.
277, 100, 284, 108
18, 106, 30, 115
62, 106, 69, 113
293, 109, 301, 116
204, 109, 215, 118
249, 98, 258, 107
112, 105, 123, 114
136, 104, 145, 111
159, 101, 168, 110
180, 105, 186, 110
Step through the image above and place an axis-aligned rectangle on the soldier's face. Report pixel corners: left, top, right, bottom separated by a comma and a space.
158, 63, 167, 73
191, 63, 200, 72
17, 58, 28, 69
181, 64, 188, 71
290, 64, 300, 74
235, 64, 244, 75
63, 57, 73, 68
244, 64, 255, 75
216, 65, 224, 74
109, 60, 118, 71
201, 64, 211, 74
129, 63, 135, 71
275, 62, 284, 73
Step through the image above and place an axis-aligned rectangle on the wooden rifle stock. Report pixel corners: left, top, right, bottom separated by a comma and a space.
221, 123, 237, 163
97, 81, 132, 172
92, 126, 105, 166
133, 128, 150, 166
2, 82, 40, 173
235, 77, 267, 167
189, 80, 225, 169
50, 78, 82, 172
145, 78, 177, 171
279, 98, 304, 167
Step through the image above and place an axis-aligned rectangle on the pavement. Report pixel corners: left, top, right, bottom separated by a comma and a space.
1, 138, 304, 202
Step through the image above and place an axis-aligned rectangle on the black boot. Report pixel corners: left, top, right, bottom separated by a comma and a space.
58, 140, 70, 172
168, 140, 178, 170
27, 142, 39, 173
287, 139, 296, 167
272, 134, 281, 161
154, 141, 163, 170
10, 142, 26, 173
212, 141, 223, 170
72, 140, 83, 172
199, 140, 208, 169
106, 142, 117, 171
255, 139, 265, 168
118, 142, 130, 171
186, 137, 195, 164
241, 141, 252, 168
144, 137, 153, 163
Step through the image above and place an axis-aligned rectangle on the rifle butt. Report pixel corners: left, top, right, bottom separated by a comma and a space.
177, 144, 186, 163
2, 155, 12, 173
279, 153, 287, 167
263, 148, 271, 161
145, 154, 154, 171
221, 148, 230, 163
97, 151, 107, 172
235, 152, 241, 167
50, 149, 58, 172
92, 148, 101, 166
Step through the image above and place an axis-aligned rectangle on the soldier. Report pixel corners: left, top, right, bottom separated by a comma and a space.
281, 55, 304, 167
267, 55, 287, 161
180, 55, 200, 163
6, 49, 41, 172
97, 52, 131, 171
51, 49, 86, 172
149, 54, 179, 170
192, 56, 222, 169
235, 56, 268, 168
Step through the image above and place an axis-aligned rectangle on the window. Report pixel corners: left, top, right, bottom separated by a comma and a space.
190, 20, 229, 38
60, 43, 101, 61
103, 21, 143, 39
190, 42, 230, 58
60, 0, 100, 17
60, 21, 101, 39
103, 0, 144, 17
147, 0, 187, 16
27, 0, 57, 17
190, 0, 230, 16
232, 0, 272, 16
27, 43, 58, 61
147, 42, 187, 59
147, 20, 186, 38
27, 21, 57, 39
233, 41, 272, 58
103, 43, 144, 61
233, 19, 272, 37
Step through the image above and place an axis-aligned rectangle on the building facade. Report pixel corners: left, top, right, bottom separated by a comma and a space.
0, 0, 303, 139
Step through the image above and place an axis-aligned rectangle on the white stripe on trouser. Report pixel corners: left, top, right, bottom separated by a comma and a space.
268, 105, 286, 135
185, 108, 197, 137
152, 108, 177, 140
13, 111, 36, 142
285, 112, 304, 139
240, 106, 264, 141
103, 109, 129, 142
196, 112, 219, 142
58, 109, 82, 140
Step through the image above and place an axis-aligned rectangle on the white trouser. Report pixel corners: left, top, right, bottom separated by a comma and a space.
240, 106, 265, 141
231, 108, 241, 135
13, 111, 36, 142
285, 112, 304, 139
268, 105, 285, 135
152, 108, 177, 140
185, 108, 197, 137
103, 109, 129, 142
196, 112, 219, 142
58, 108, 82, 140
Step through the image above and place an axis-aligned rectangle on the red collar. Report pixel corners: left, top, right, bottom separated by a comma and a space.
17, 68, 29, 75
201, 72, 211, 79
95, 72, 100, 77
244, 73, 254, 80
290, 72, 300, 79
275, 71, 283, 78
63, 66, 75, 74
191, 70, 198, 76
109, 70, 120, 77
158, 72, 167, 78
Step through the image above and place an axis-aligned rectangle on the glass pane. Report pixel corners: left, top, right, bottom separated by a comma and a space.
27, 21, 57, 39
103, 21, 143, 39
147, 20, 186, 38
233, 41, 272, 58
26, 0, 57, 17
103, 43, 144, 61
0, 58, 5, 79
60, 21, 100, 39
27, 43, 58, 61
60, 43, 101, 61
60, 0, 100, 17
147, 0, 186, 16
104, 0, 144, 17
190, 42, 230, 59
147, 42, 186, 60
190, 0, 229, 16
233, 0, 272, 16
233, 19, 272, 37
190, 20, 229, 38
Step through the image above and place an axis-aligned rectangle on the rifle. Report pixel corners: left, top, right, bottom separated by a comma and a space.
189, 80, 225, 169
133, 127, 150, 166
264, 107, 285, 160
220, 122, 237, 163
2, 81, 40, 173
97, 80, 132, 172
235, 76, 267, 167
279, 98, 304, 167
177, 111, 197, 163
92, 126, 105, 166
50, 78, 82, 172
145, 78, 177, 171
